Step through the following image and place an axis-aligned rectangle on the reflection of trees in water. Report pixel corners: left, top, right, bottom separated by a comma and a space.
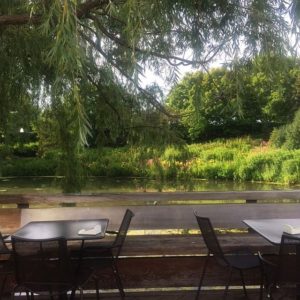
0, 177, 291, 194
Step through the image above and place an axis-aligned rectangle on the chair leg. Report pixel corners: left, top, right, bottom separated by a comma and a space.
263, 272, 273, 299
25, 291, 32, 300
78, 287, 84, 300
239, 269, 248, 298
112, 262, 125, 299
11, 285, 18, 300
69, 290, 73, 299
195, 255, 209, 300
0, 275, 7, 299
111, 258, 125, 299
259, 268, 264, 300
70, 289, 76, 300
267, 285, 274, 300
50, 289, 56, 300
223, 267, 233, 300
95, 278, 100, 300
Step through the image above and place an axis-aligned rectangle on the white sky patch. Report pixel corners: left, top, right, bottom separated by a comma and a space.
139, 66, 190, 95
140, 59, 224, 96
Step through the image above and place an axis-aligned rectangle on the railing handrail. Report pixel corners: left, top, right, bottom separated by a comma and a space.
1, 189, 300, 204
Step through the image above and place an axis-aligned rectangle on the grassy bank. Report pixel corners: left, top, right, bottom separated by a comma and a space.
2, 137, 300, 184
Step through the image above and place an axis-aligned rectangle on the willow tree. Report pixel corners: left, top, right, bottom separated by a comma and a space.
0, 0, 299, 192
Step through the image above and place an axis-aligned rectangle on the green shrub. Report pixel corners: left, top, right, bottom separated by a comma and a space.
41, 149, 61, 160
269, 126, 287, 147
145, 158, 165, 180
85, 161, 107, 176
162, 145, 191, 162
284, 113, 300, 149
224, 137, 255, 150
163, 163, 178, 179
0, 144, 11, 158
157, 146, 192, 180
82, 147, 143, 177
12, 142, 39, 157
190, 160, 235, 180
2, 158, 57, 176
105, 162, 136, 177
235, 150, 293, 181
3, 137, 300, 185
200, 148, 237, 161
270, 109, 300, 150
188, 138, 253, 159
281, 155, 300, 184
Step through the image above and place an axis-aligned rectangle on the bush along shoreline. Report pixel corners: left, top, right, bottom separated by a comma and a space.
1, 138, 300, 185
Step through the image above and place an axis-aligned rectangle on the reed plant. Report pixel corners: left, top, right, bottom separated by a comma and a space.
4, 137, 300, 185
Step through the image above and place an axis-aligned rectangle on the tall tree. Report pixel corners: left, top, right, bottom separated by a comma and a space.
166, 56, 300, 141
0, 0, 299, 191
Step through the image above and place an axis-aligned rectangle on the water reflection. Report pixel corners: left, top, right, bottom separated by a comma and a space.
0, 177, 298, 194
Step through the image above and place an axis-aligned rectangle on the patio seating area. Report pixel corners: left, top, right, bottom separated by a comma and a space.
2, 2, 300, 298
1, 190, 300, 299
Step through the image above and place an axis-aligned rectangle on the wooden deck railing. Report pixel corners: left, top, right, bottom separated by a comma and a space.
1, 190, 300, 298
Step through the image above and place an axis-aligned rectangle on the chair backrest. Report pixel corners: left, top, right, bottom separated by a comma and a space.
0, 232, 10, 255
194, 212, 225, 261
11, 236, 73, 291
113, 209, 134, 257
276, 233, 300, 285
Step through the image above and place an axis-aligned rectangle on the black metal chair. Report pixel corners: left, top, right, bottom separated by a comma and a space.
0, 232, 13, 299
259, 233, 300, 299
81, 209, 134, 300
11, 236, 93, 299
194, 212, 261, 299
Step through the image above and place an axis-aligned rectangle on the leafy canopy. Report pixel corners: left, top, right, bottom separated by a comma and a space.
1, 1, 299, 142
166, 56, 300, 141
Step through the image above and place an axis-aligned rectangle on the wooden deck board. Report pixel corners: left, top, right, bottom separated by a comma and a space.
117, 233, 274, 256
0, 208, 20, 232
1, 234, 272, 293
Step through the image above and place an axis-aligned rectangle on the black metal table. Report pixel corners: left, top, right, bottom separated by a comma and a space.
243, 218, 300, 245
9, 219, 109, 298
11, 219, 109, 241
244, 218, 300, 299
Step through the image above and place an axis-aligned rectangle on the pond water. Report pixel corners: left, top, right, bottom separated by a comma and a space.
0, 177, 298, 194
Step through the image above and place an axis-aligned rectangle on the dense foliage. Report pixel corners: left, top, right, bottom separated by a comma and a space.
167, 56, 300, 141
3, 138, 300, 185
270, 109, 300, 149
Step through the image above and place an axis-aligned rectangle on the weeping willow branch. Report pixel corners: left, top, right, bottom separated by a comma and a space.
88, 14, 216, 67
80, 31, 175, 118
77, 0, 110, 18
86, 72, 123, 125
0, 0, 110, 26
0, 14, 41, 26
